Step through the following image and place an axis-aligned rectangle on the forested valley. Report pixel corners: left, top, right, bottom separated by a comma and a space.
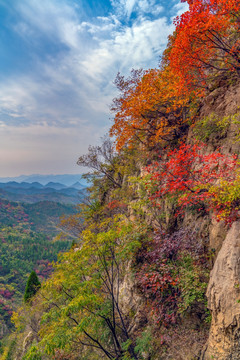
0, 196, 78, 348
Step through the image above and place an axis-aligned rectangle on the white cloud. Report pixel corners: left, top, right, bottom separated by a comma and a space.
15, 0, 80, 48
0, 0, 188, 175
124, 0, 137, 17
75, 15, 173, 83
110, 0, 165, 18
171, 1, 189, 20
0, 0, 174, 129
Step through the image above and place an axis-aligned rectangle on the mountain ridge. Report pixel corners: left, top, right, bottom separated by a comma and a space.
0, 181, 87, 204
0, 174, 88, 187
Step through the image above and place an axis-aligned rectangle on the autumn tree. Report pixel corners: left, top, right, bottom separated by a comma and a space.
145, 142, 239, 222
169, 0, 240, 96
110, 68, 191, 151
31, 216, 143, 359
110, 0, 240, 152
77, 136, 123, 189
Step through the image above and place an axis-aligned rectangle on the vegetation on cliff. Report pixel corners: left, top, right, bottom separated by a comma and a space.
2, 0, 240, 359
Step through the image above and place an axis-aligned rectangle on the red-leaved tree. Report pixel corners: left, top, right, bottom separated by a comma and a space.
146, 142, 239, 222
169, 0, 240, 96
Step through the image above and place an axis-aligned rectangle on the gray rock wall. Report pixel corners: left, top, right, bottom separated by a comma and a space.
203, 221, 240, 359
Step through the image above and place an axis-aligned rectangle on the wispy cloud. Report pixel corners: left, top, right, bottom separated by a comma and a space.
80, 16, 172, 80
14, 0, 80, 48
0, 0, 187, 175
0, 0, 176, 128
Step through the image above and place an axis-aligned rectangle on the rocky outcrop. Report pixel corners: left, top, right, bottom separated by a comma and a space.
198, 81, 240, 156
118, 264, 145, 333
209, 218, 227, 262
23, 331, 35, 353
203, 221, 240, 360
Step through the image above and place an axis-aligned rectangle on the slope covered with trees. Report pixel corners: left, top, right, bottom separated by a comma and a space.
0, 199, 76, 344
2, 0, 240, 359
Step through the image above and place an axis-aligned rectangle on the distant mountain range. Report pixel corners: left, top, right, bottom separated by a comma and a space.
0, 180, 87, 204
0, 174, 89, 187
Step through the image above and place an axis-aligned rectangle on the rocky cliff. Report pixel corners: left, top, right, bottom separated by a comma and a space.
203, 221, 240, 360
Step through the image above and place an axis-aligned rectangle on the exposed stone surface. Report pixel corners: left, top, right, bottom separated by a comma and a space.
200, 82, 240, 119
198, 81, 240, 155
118, 264, 145, 333
23, 331, 35, 353
209, 218, 227, 263
203, 221, 240, 360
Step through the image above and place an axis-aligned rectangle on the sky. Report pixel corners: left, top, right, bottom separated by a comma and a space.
0, 0, 188, 177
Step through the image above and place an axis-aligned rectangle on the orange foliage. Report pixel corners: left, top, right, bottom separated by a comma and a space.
110, 0, 240, 151
110, 68, 190, 151
170, 0, 240, 96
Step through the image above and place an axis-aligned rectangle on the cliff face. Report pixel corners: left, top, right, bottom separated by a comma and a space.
188, 81, 240, 359
141, 80, 240, 359
203, 221, 240, 360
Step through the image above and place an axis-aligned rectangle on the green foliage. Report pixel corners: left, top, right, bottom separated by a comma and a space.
24, 271, 41, 303
22, 345, 42, 360
193, 113, 230, 141
6, 140, 146, 357
0, 199, 77, 235
193, 113, 240, 142
177, 253, 208, 314
23, 201, 77, 234
134, 329, 153, 358
32, 215, 143, 359
208, 171, 240, 223
4, 339, 16, 360
0, 199, 72, 332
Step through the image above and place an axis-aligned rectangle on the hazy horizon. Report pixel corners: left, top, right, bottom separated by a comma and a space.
0, 173, 89, 186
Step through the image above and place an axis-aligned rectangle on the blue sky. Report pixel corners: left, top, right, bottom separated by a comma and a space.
0, 0, 187, 176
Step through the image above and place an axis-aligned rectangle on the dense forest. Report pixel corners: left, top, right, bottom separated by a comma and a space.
2, 0, 240, 359
0, 199, 77, 343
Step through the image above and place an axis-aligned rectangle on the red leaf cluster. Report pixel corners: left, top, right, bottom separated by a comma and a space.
170, 0, 240, 96
145, 143, 238, 221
